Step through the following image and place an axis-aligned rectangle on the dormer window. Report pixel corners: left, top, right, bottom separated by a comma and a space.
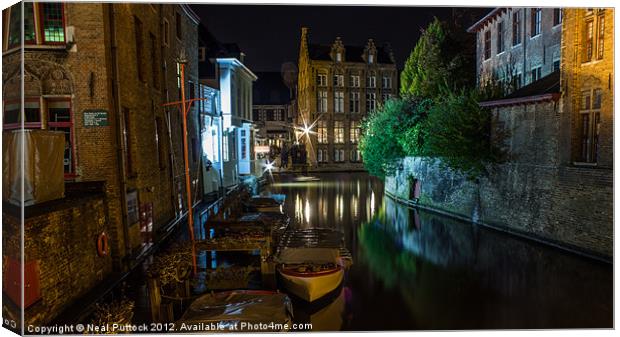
368, 54, 374, 64
336, 52, 342, 62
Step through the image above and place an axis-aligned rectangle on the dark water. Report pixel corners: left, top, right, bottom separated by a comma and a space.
263, 172, 613, 331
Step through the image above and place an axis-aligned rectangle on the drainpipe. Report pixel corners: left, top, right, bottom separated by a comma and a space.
106, 3, 131, 267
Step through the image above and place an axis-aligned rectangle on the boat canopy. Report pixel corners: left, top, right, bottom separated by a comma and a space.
277, 247, 341, 264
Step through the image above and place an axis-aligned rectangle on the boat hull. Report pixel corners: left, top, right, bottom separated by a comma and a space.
278, 266, 344, 302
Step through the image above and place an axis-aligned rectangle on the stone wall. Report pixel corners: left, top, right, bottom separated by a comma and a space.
386, 98, 612, 258
2, 188, 113, 326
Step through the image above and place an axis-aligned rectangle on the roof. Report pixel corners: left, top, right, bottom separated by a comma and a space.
467, 8, 506, 33
480, 70, 560, 107
253, 72, 293, 105
308, 43, 395, 64
198, 23, 245, 79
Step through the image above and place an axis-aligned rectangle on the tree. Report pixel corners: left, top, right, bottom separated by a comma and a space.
359, 99, 420, 178
422, 87, 507, 179
400, 17, 475, 100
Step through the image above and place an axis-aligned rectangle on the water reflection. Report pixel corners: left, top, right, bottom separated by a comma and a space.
266, 172, 612, 330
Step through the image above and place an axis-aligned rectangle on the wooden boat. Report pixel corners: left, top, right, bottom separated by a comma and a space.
244, 196, 283, 213
176, 290, 293, 332
276, 247, 344, 302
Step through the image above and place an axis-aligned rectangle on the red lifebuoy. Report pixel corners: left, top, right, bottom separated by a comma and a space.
97, 232, 109, 257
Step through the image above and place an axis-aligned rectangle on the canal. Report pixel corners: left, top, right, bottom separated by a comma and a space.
263, 172, 613, 330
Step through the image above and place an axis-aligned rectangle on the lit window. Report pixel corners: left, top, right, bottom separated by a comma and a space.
368, 54, 374, 64
334, 121, 344, 144
41, 3, 65, 43
597, 15, 605, 59
333, 74, 344, 87
350, 121, 360, 143
334, 91, 344, 113
350, 75, 360, 87
317, 120, 328, 144
583, 20, 594, 62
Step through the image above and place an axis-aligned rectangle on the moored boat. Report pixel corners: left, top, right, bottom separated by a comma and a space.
276, 247, 344, 302
176, 290, 293, 332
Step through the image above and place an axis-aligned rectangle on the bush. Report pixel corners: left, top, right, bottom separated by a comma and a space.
423, 87, 507, 179
359, 99, 422, 178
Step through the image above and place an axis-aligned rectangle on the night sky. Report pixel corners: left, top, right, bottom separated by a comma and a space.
191, 5, 486, 72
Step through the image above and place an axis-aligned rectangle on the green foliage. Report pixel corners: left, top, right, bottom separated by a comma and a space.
423, 87, 507, 179
400, 17, 475, 100
359, 99, 409, 178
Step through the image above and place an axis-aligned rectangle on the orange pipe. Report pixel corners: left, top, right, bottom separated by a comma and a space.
180, 63, 197, 274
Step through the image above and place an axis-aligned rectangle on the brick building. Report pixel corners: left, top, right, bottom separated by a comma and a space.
468, 7, 563, 91
252, 72, 295, 159
296, 27, 398, 171
387, 7, 613, 260
2, 2, 201, 326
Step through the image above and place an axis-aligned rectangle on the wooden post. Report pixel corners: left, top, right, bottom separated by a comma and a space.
147, 276, 161, 323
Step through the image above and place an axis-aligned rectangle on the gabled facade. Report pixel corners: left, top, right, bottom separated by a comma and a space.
297, 27, 398, 171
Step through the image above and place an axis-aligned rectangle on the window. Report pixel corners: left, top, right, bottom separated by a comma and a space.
175, 11, 182, 40
483, 30, 491, 59
531, 8, 541, 37
578, 89, 602, 163
122, 107, 134, 177
223, 133, 229, 161
134, 16, 144, 82
597, 15, 605, 59
513, 72, 523, 89
497, 21, 504, 53
155, 117, 166, 170
350, 92, 360, 113
6, 3, 36, 48
240, 129, 247, 160
3, 98, 41, 129
553, 59, 560, 72
367, 74, 376, 88
382, 76, 392, 89
176, 62, 182, 99
334, 91, 344, 113
334, 148, 345, 162
150, 33, 159, 89
317, 73, 327, 86
350, 121, 360, 143
334, 121, 344, 144
162, 19, 170, 46
350, 149, 361, 162
318, 149, 328, 163
40, 3, 65, 44
512, 9, 522, 46
382, 93, 392, 102
317, 91, 327, 113
336, 52, 342, 62
530, 66, 542, 83
350, 75, 360, 87
368, 54, 374, 64
317, 120, 328, 144
333, 74, 344, 87
583, 20, 594, 62
553, 8, 562, 26
366, 93, 376, 112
